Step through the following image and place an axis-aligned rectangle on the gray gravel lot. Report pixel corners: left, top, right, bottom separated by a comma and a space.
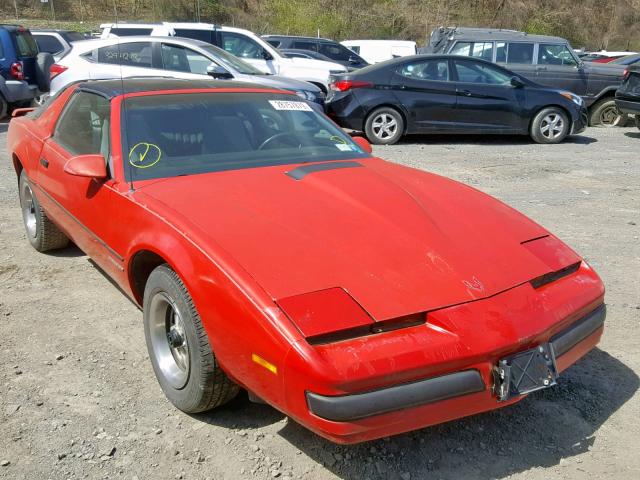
1, 124, 639, 480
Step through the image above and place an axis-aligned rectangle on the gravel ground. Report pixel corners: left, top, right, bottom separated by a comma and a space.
1, 123, 639, 480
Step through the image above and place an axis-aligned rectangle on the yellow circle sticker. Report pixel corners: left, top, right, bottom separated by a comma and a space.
128, 142, 162, 169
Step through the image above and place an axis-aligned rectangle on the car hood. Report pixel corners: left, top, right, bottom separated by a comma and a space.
583, 61, 626, 77
281, 56, 346, 72
237, 73, 320, 92
137, 158, 577, 320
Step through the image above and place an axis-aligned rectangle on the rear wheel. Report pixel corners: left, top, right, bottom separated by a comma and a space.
143, 264, 239, 413
19, 170, 69, 252
588, 97, 626, 127
0, 95, 7, 120
364, 107, 404, 145
530, 107, 570, 144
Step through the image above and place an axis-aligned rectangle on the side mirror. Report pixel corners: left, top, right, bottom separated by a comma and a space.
63, 154, 107, 179
510, 76, 525, 88
262, 49, 274, 61
352, 136, 372, 154
206, 64, 233, 79
12, 107, 36, 118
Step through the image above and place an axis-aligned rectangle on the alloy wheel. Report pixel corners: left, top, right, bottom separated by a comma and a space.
371, 113, 398, 140
599, 104, 622, 127
21, 182, 38, 239
148, 292, 190, 389
540, 113, 565, 140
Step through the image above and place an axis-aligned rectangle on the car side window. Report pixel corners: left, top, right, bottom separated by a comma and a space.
53, 92, 111, 159
220, 32, 264, 59
506, 43, 534, 64
293, 40, 318, 51
450, 42, 492, 61
538, 44, 578, 66
454, 60, 511, 85
35, 34, 64, 55
399, 59, 449, 81
0, 41, 4, 59
109, 27, 152, 36
97, 42, 153, 68
496, 42, 507, 62
319, 42, 353, 61
161, 44, 211, 75
173, 29, 213, 44
450, 42, 472, 56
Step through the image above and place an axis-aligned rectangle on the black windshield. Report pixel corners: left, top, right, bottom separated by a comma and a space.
121, 92, 368, 182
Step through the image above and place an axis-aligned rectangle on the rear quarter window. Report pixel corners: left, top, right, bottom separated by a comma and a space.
14, 31, 39, 57
110, 28, 152, 36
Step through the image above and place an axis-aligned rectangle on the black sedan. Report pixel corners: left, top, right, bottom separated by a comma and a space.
615, 66, 640, 130
325, 55, 588, 144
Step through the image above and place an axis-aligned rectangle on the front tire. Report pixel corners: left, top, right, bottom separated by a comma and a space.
19, 170, 69, 252
0, 95, 7, 120
530, 107, 570, 144
143, 264, 239, 413
364, 107, 404, 145
588, 98, 626, 127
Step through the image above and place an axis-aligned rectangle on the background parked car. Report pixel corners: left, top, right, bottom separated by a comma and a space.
31, 29, 88, 61
280, 48, 335, 62
610, 53, 640, 66
583, 51, 637, 63
340, 40, 417, 64
99, 22, 347, 91
326, 55, 587, 145
48, 36, 324, 106
424, 27, 627, 126
0, 24, 52, 119
263, 35, 369, 70
615, 66, 640, 130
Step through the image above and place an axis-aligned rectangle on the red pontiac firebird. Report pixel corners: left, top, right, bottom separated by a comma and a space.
8, 78, 606, 444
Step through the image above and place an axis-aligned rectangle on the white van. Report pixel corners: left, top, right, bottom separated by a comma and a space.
341, 40, 417, 64
100, 22, 347, 91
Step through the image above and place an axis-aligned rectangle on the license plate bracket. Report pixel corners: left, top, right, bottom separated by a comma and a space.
495, 343, 558, 402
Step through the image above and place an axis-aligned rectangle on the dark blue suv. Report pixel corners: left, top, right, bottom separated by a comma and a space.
1, 25, 52, 119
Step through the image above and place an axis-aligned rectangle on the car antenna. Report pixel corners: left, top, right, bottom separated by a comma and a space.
112, 1, 135, 193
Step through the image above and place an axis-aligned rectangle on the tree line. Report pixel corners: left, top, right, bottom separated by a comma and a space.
2, 0, 640, 50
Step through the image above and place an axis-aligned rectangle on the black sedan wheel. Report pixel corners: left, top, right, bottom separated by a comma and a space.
143, 264, 239, 413
530, 107, 570, 144
365, 107, 404, 145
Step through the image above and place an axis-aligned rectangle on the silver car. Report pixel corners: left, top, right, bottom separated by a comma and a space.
49, 36, 324, 105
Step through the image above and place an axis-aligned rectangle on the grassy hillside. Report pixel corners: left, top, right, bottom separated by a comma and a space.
3, 0, 640, 50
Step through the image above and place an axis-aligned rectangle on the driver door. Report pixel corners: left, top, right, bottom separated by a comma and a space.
535, 43, 588, 95
35, 90, 124, 276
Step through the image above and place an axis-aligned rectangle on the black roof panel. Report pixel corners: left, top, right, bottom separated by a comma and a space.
76, 77, 288, 99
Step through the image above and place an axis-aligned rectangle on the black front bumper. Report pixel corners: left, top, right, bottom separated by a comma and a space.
306, 304, 606, 422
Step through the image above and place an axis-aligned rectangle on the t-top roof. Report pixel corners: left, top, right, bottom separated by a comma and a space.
76, 77, 289, 99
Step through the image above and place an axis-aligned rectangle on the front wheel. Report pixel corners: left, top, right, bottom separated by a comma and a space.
143, 264, 239, 413
364, 107, 404, 145
0, 95, 7, 120
530, 107, 570, 144
588, 98, 626, 127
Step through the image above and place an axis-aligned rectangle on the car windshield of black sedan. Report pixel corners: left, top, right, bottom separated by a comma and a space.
121, 92, 368, 181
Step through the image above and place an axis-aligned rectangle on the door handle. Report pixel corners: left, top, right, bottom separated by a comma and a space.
40, 158, 49, 168
456, 89, 472, 96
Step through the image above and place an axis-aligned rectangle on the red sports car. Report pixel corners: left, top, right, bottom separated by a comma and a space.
8, 78, 606, 444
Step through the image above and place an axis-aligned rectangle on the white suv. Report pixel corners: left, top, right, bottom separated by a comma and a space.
100, 22, 347, 91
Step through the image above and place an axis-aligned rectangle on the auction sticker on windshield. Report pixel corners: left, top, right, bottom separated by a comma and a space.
269, 100, 313, 111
